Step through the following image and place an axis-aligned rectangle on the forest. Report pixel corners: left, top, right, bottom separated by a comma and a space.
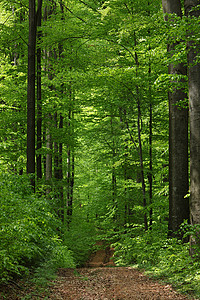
1, 0, 200, 298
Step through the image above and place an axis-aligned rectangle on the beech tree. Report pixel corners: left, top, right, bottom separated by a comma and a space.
184, 0, 200, 251
36, 0, 43, 180
162, 0, 189, 237
27, 0, 37, 188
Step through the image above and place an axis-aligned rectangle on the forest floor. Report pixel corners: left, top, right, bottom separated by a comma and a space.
49, 267, 195, 300
0, 244, 197, 299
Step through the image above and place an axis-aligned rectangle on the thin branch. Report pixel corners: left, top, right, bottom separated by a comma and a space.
124, 3, 132, 15
18, 33, 28, 46
104, 38, 137, 64
77, 0, 101, 14
62, 3, 87, 23
121, 109, 139, 154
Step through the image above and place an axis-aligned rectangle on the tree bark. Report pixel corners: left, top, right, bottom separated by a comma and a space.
162, 0, 189, 237
184, 0, 200, 252
134, 32, 148, 231
36, 0, 43, 180
27, 0, 37, 189
66, 84, 75, 226
148, 66, 153, 230
46, 113, 52, 188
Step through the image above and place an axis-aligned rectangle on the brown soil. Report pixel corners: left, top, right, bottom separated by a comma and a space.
49, 243, 196, 300
49, 267, 194, 300
0, 244, 197, 299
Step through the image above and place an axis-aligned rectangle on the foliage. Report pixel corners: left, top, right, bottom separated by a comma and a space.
0, 173, 75, 283
0, 0, 200, 297
113, 225, 200, 297
64, 216, 97, 266
31, 244, 75, 287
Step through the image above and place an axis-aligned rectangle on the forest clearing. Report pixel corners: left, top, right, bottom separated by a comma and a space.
1, 0, 200, 299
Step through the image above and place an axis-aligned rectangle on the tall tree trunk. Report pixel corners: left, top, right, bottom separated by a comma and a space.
137, 91, 148, 231
46, 113, 52, 191
36, 0, 43, 180
27, 0, 37, 189
134, 32, 148, 231
66, 83, 75, 226
110, 113, 117, 221
184, 0, 200, 253
162, 0, 189, 237
54, 113, 64, 222
58, 115, 64, 221
66, 145, 75, 225
148, 65, 153, 230
147, 1, 153, 231
44, 1, 55, 193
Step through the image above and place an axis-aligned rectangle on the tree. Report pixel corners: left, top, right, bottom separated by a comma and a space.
184, 0, 200, 252
36, 0, 43, 180
162, 0, 189, 237
27, 0, 37, 188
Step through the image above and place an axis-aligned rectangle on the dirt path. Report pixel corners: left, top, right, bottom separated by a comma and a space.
49, 243, 195, 300
49, 267, 194, 300
0, 243, 196, 299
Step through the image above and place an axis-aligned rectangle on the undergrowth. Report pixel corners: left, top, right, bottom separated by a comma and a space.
113, 223, 200, 298
64, 216, 97, 266
0, 173, 75, 285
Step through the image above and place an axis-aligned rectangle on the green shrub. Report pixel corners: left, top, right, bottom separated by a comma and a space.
113, 226, 200, 297
64, 216, 97, 266
0, 173, 74, 283
32, 244, 75, 286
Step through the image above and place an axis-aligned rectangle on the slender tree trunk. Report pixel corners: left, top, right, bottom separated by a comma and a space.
54, 113, 64, 221
162, 0, 189, 237
27, 0, 37, 189
66, 84, 74, 226
66, 118, 75, 223
137, 92, 148, 231
46, 113, 52, 190
44, 1, 55, 193
134, 32, 148, 231
184, 0, 200, 253
110, 114, 117, 220
54, 113, 59, 179
57, 0, 64, 223
147, 2, 153, 231
58, 115, 64, 221
149, 68, 153, 230
36, 0, 43, 180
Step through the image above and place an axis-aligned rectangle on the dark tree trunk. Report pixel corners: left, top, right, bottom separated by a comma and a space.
66, 84, 75, 226
54, 113, 64, 222
110, 114, 117, 221
46, 113, 52, 188
149, 71, 153, 230
27, 0, 37, 188
162, 0, 189, 237
137, 92, 148, 232
184, 0, 200, 253
36, 0, 43, 180
134, 32, 148, 231
147, 1, 153, 231
58, 115, 64, 221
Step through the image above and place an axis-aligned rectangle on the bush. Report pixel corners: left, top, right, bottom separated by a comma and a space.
113, 226, 200, 297
64, 216, 97, 266
0, 173, 75, 283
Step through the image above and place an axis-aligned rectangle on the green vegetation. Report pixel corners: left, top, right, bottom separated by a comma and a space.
113, 225, 200, 296
1, 0, 200, 298
0, 173, 75, 283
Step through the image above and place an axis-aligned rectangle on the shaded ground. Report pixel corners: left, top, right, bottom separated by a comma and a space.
0, 243, 197, 299
49, 243, 195, 300
49, 267, 195, 300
